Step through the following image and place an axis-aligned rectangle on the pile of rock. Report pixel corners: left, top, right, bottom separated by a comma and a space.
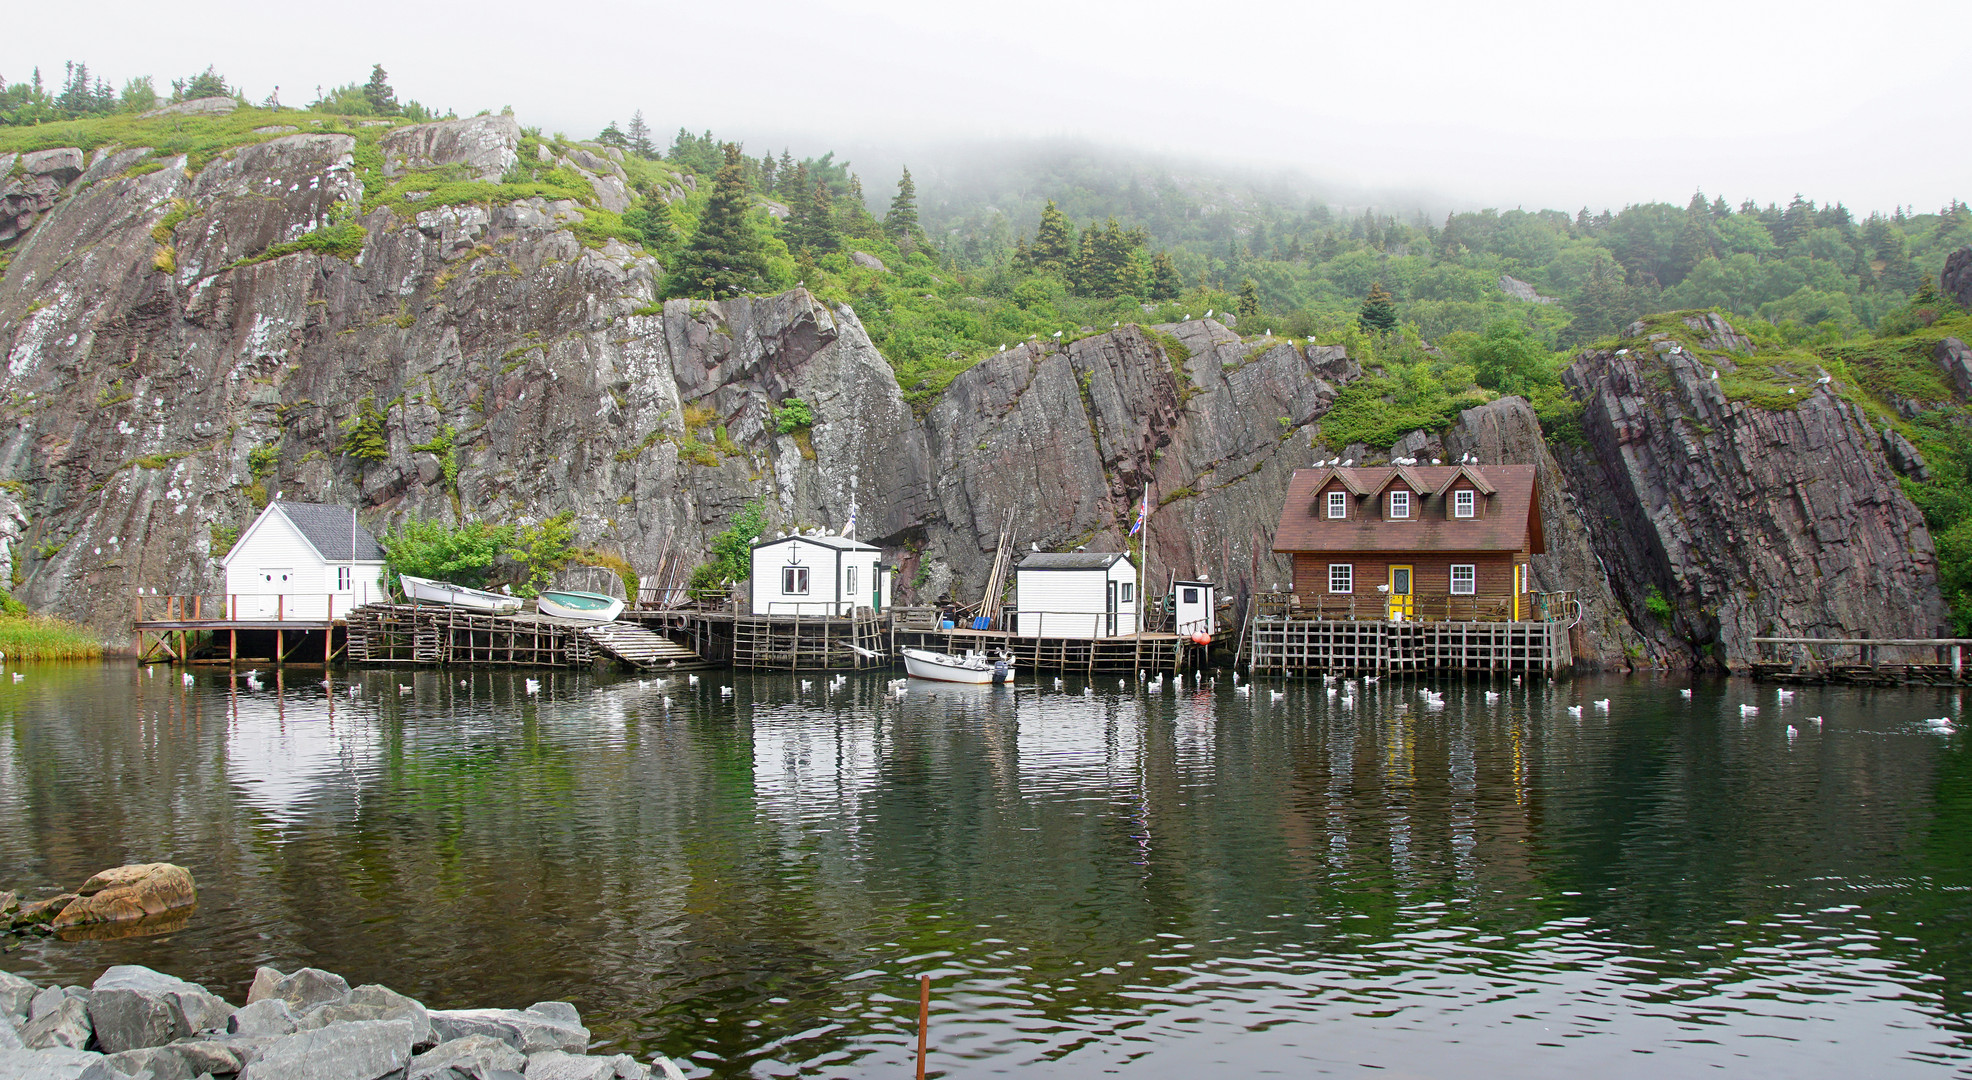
0, 962, 683, 1080
4, 864, 200, 941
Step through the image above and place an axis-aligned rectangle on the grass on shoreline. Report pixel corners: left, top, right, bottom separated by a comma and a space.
0, 614, 105, 660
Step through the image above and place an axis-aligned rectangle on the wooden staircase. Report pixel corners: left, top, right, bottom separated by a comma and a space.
581, 620, 708, 670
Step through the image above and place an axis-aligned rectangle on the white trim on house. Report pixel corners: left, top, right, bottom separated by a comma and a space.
1329, 563, 1353, 593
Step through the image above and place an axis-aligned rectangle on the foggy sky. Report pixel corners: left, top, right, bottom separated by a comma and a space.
9, 0, 1967, 216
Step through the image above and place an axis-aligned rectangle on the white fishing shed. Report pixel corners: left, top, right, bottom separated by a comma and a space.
1171, 578, 1218, 639
1014, 551, 1139, 639
220, 501, 385, 619
750, 533, 891, 616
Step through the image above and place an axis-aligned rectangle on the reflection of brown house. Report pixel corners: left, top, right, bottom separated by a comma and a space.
1271, 464, 1544, 621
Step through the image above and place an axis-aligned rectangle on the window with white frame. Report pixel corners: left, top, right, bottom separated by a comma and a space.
1454, 489, 1475, 518
1327, 491, 1347, 519
1389, 489, 1410, 518
1450, 564, 1476, 595
337, 566, 352, 590
1329, 563, 1353, 593
847, 566, 858, 597
1119, 581, 1134, 603
782, 566, 810, 594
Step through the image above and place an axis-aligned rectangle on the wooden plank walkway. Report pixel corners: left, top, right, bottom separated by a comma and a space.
1750, 636, 1972, 685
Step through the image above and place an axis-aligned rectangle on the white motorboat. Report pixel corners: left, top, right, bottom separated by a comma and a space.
398, 574, 523, 616
535, 589, 625, 623
901, 646, 1014, 685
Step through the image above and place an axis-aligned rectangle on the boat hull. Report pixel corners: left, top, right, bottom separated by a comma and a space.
536, 591, 626, 623
399, 574, 523, 615
901, 646, 1013, 685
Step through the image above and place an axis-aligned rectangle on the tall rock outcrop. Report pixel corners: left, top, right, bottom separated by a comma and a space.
1557, 314, 1947, 668
0, 120, 1349, 633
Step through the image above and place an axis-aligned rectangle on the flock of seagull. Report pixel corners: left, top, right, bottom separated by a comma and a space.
118, 665, 1964, 740
1312, 452, 1483, 469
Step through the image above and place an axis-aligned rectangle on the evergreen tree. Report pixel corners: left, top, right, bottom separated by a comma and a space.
1563, 256, 1636, 344
776, 150, 797, 194
1357, 282, 1398, 333
1237, 278, 1261, 318
179, 66, 228, 101
1031, 201, 1075, 274
598, 120, 627, 148
1148, 251, 1183, 300
363, 64, 399, 116
885, 167, 921, 243
1012, 235, 1034, 272
626, 111, 655, 158
667, 143, 770, 300
1069, 229, 1100, 294
758, 153, 777, 193
787, 180, 839, 256
621, 199, 674, 250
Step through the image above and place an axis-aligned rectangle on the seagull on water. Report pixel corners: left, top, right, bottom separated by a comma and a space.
1739, 703, 1758, 717
182, 672, 195, 687
1567, 705, 1582, 717
1680, 688, 1692, 699
1593, 698, 1610, 711
525, 679, 540, 695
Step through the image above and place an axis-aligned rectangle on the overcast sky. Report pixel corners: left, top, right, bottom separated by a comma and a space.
9, 0, 1967, 215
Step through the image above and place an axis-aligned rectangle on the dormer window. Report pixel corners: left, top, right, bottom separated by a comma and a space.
1327, 491, 1347, 519
1389, 490, 1410, 519
1454, 489, 1475, 518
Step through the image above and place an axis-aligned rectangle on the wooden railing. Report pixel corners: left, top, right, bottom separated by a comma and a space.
133, 593, 359, 622
1251, 589, 1579, 624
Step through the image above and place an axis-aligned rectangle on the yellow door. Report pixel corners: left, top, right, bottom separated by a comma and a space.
1388, 565, 1413, 620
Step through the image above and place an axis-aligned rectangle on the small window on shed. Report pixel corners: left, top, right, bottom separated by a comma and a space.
783, 566, 810, 594
1389, 490, 1410, 519
1329, 564, 1353, 593
337, 566, 352, 591
1183, 588, 1199, 604
1119, 582, 1134, 603
1454, 489, 1475, 518
1327, 491, 1347, 519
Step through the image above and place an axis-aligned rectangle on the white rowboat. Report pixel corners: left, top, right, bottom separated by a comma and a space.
536, 590, 626, 623
901, 646, 1014, 685
399, 574, 523, 615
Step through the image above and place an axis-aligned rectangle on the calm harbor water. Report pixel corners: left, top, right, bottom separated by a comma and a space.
1, 663, 1968, 1078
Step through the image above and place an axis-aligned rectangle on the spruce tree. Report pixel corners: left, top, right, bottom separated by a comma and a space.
667, 143, 770, 300
1149, 251, 1183, 299
598, 120, 627, 148
1563, 257, 1635, 344
885, 167, 921, 243
1357, 282, 1398, 333
627, 111, 655, 158
787, 180, 839, 256
363, 64, 399, 116
1031, 201, 1075, 275
758, 153, 777, 193
776, 150, 796, 195
1237, 279, 1261, 318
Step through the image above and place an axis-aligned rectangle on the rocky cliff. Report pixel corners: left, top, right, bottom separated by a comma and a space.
0, 115, 1953, 671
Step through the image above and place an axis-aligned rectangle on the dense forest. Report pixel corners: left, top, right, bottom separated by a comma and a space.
6, 63, 1972, 626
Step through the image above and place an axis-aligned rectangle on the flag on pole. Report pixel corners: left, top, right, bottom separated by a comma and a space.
1129, 485, 1149, 536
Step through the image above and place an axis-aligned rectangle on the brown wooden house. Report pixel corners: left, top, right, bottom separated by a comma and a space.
1271, 463, 1545, 621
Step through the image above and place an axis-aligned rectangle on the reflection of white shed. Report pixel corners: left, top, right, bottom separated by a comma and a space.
1171, 579, 1218, 639
750, 533, 891, 616
220, 502, 385, 619
1014, 552, 1138, 639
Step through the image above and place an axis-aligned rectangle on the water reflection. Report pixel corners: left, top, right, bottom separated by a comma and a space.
0, 665, 1967, 1077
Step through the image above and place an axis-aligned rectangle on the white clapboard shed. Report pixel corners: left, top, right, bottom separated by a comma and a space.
1171, 578, 1217, 639
221, 502, 385, 619
751, 533, 891, 616
1014, 552, 1138, 639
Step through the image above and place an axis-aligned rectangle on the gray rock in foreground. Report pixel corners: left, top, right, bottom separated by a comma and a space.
21, 994, 91, 1050
0, 1045, 117, 1079
428, 1004, 589, 1055
408, 1033, 527, 1080
87, 964, 234, 1053
237, 1017, 415, 1080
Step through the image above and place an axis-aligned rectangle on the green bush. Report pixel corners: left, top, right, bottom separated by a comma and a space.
380, 517, 514, 591
1644, 585, 1672, 622
773, 398, 814, 434
690, 499, 767, 598
508, 511, 577, 596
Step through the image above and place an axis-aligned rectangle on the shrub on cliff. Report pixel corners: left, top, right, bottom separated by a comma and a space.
380, 518, 514, 592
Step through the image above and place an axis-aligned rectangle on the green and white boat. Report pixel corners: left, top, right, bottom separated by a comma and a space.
535, 589, 625, 623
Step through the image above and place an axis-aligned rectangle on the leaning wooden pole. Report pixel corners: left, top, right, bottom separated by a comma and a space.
916, 974, 930, 1080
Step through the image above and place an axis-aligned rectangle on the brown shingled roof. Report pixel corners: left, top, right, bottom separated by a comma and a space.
1271, 464, 1543, 554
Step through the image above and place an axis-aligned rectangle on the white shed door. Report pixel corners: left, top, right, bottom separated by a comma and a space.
256, 568, 292, 618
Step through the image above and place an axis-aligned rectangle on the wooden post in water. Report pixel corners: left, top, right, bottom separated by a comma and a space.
916, 974, 929, 1080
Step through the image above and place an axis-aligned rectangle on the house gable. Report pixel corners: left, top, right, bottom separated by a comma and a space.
1273, 463, 1540, 555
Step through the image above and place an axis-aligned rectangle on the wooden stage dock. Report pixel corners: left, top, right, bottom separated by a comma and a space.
1750, 636, 1972, 685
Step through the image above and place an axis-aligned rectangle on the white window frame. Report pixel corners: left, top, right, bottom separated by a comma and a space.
1450, 564, 1476, 595
1389, 489, 1410, 519
1454, 489, 1475, 518
782, 566, 810, 595
1119, 581, 1134, 603
846, 565, 858, 597
1328, 563, 1353, 594
1182, 587, 1199, 604
1327, 491, 1347, 519
336, 566, 352, 590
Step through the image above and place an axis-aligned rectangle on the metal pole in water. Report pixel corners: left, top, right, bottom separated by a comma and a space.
916, 974, 929, 1080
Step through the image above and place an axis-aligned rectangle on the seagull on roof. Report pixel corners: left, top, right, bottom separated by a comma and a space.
1031, 541, 1040, 551
1431, 458, 1441, 465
